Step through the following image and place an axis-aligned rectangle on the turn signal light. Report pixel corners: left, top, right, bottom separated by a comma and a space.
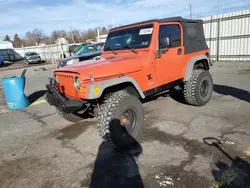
94, 87, 100, 95
80, 87, 87, 93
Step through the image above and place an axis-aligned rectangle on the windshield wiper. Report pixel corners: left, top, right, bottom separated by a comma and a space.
122, 44, 137, 54
105, 46, 117, 55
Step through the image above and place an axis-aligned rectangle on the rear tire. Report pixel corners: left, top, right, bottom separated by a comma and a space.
56, 108, 83, 122
184, 70, 213, 106
97, 91, 144, 149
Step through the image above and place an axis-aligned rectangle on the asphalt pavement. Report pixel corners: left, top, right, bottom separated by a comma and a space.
0, 61, 250, 188
0, 60, 50, 72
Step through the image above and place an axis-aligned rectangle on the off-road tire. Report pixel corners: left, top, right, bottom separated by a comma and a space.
56, 108, 83, 122
97, 91, 144, 148
184, 70, 213, 106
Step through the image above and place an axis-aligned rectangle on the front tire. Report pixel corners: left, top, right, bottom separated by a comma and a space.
56, 108, 83, 122
97, 91, 144, 148
184, 70, 213, 106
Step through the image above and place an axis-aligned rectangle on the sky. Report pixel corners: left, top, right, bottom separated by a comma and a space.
0, 0, 250, 39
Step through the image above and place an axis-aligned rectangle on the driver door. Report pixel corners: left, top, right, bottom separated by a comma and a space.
155, 23, 184, 86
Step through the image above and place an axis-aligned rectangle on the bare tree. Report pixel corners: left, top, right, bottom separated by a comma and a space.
22, 24, 109, 46
71, 29, 82, 43
86, 29, 96, 40
30, 29, 44, 45
101, 27, 108, 35
25, 31, 36, 46
33, 28, 44, 45
42, 36, 53, 45
80, 31, 88, 42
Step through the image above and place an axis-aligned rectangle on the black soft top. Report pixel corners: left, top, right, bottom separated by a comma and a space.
110, 17, 203, 31
110, 16, 208, 55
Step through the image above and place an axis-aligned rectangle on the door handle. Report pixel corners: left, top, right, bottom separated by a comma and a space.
177, 48, 182, 55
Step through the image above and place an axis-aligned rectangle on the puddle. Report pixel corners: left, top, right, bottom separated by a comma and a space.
56, 120, 95, 140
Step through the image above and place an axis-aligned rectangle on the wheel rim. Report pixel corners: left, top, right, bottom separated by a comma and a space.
120, 109, 137, 133
200, 80, 209, 98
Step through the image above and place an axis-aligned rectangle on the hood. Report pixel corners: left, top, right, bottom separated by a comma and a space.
60, 50, 101, 62
55, 54, 142, 80
78, 51, 101, 59
62, 54, 80, 61
26, 55, 40, 59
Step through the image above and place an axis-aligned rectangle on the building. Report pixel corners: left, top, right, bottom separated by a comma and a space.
96, 28, 107, 43
0, 41, 13, 49
98, 34, 107, 43
56, 37, 69, 45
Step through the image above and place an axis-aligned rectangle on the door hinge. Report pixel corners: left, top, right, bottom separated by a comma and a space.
177, 48, 182, 55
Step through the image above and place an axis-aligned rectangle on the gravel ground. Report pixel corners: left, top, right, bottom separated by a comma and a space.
0, 61, 249, 188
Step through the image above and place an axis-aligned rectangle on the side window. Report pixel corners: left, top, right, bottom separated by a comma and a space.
159, 24, 181, 49
95, 45, 102, 51
92, 46, 97, 52
92, 45, 102, 51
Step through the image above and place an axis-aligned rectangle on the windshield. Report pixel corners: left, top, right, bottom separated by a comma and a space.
76, 45, 93, 55
104, 24, 153, 51
25, 52, 38, 56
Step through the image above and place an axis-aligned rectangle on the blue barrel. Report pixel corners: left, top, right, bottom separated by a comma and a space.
2, 76, 30, 110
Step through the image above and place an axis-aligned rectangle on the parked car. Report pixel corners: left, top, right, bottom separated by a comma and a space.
68, 44, 81, 55
57, 42, 104, 68
24, 52, 41, 64
0, 56, 4, 67
0, 48, 23, 62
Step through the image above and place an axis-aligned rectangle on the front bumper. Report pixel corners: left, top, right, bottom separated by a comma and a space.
45, 80, 89, 113
28, 58, 41, 63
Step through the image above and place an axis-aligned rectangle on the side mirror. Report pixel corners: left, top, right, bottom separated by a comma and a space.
160, 37, 170, 49
155, 37, 170, 58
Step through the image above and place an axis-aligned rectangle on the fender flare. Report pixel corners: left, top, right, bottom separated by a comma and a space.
183, 55, 209, 81
88, 76, 145, 99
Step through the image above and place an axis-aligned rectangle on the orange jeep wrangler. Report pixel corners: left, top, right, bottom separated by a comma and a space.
46, 17, 213, 148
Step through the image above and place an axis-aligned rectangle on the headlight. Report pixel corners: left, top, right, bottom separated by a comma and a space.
74, 76, 81, 89
58, 61, 66, 68
54, 75, 59, 83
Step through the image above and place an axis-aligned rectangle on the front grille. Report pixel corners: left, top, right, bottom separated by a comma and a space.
56, 73, 78, 98
30, 57, 39, 60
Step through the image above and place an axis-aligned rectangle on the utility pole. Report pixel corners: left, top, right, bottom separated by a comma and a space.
97, 28, 100, 42
216, 0, 221, 62
188, 4, 192, 19
70, 26, 75, 44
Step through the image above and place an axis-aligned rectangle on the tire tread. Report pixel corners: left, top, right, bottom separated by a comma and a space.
97, 91, 128, 147
184, 69, 203, 106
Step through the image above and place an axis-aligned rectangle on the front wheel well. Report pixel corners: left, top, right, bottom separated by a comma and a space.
194, 59, 209, 70
101, 82, 141, 100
